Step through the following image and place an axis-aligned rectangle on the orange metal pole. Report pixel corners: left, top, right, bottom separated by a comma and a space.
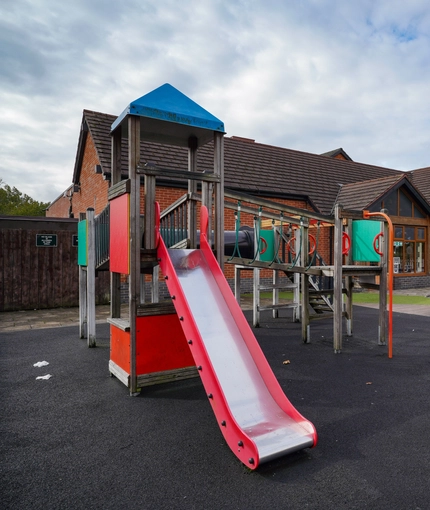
363, 210, 393, 358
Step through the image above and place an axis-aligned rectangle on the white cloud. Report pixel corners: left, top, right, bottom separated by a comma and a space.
0, 0, 429, 203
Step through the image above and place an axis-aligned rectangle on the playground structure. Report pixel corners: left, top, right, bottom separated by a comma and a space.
77, 84, 392, 468
223, 194, 392, 355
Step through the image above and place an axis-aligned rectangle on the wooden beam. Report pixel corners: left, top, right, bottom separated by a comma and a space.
128, 115, 141, 395
225, 189, 334, 224
138, 164, 221, 183
214, 132, 225, 270
333, 204, 343, 353
111, 126, 122, 185
225, 256, 323, 276
188, 144, 198, 249
300, 226, 310, 343
108, 179, 131, 201
224, 200, 299, 225
86, 207, 96, 347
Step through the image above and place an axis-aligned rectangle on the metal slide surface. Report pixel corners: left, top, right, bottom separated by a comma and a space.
156, 206, 317, 469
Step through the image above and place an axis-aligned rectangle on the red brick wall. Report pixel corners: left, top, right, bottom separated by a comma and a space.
59, 131, 334, 286
46, 195, 71, 218
71, 135, 109, 216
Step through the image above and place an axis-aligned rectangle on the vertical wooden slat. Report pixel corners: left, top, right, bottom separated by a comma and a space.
129, 115, 141, 395
213, 132, 224, 269
201, 182, 213, 246
29, 230, 39, 309
87, 208, 96, 347
188, 141, 197, 248
144, 174, 156, 249
21, 229, 32, 310
333, 204, 343, 353
11, 230, 22, 309
50, 230, 61, 307
38, 231, 49, 308
3, 230, 13, 309
253, 267, 260, 327
0, 229, 4, 310
300, 224, 310, 343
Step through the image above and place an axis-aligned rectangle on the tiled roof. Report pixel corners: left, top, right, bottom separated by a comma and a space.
80, 110, 428, 215
410, 167, 430, 204
334, 175, 405, 212
320, 148, 353, 161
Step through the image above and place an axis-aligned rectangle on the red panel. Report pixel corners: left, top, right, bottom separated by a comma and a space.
109, 194, 129, 274
135, 314, 194, 374
110, 326, 130, 373
110, 315, 194, 377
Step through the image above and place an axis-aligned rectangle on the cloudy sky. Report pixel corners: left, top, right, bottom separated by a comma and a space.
1, 0, 429, 204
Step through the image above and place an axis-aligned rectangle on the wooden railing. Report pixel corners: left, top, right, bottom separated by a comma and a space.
159, 193, 190, 248
95, 204, 110, 269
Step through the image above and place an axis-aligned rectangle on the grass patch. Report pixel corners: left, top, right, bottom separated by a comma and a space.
252, 291, 430, 306
352, 292, 430, 305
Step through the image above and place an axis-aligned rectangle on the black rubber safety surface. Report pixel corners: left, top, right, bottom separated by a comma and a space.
1, 306, 429, 510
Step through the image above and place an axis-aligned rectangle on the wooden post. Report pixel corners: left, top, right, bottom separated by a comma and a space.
293, 272, 300, 322
86, 207, 96, 347
110, 126, 122, 319
234, 265, 241, 305
128, 115, 141, 395
300, 224, 310, 343
344, 218, 353, 337
144, 174, 156, 250
253, 268, 260, 328
79, 212, 87, 338
201, 182, 213, 247
188, 137, 198, 249
273, 270, 279, 319
79, 266, 87, 338
151, 265, 159, 303
213, 132, 225, 270
333, 204, 343, 353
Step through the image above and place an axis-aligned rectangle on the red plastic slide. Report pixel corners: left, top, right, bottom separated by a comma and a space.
156, 204, 317, 469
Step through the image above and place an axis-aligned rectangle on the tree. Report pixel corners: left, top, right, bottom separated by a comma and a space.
0, 178, 50, 216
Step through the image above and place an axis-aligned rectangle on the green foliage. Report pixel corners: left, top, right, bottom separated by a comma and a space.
0, 178, 49, 216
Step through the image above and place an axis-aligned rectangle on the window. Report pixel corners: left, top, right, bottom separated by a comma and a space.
399, 191, 412, 216
393, 226, 426, 274
383, 188, 425, 218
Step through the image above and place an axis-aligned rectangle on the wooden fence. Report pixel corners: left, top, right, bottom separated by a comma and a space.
0, 216, 109, 311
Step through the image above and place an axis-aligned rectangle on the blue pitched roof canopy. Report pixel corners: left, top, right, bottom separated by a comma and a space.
111, 83, 225, 147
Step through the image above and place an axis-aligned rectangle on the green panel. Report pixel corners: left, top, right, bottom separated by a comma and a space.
78, 220, 87, 266
259, 230, 275, 262
352, 220, 382, 262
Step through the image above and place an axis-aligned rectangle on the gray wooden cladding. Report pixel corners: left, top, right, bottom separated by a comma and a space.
107, 179, 131, 200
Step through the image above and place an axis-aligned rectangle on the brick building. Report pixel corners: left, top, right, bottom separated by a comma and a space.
47, 108, 430, 289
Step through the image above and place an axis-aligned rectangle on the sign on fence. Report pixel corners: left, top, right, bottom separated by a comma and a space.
36, 234, 58, 247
